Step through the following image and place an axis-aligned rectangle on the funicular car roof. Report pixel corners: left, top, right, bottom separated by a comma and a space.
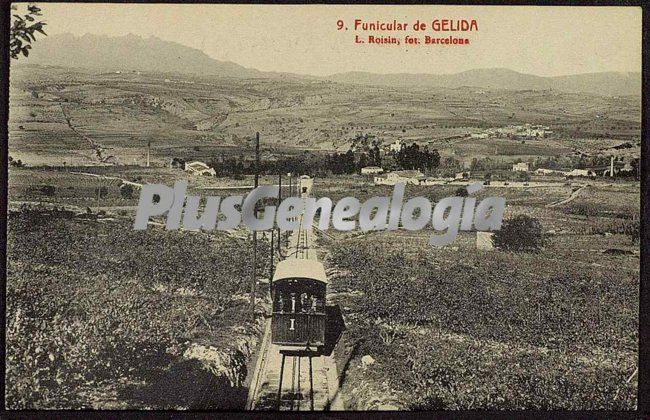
272, 258, 328, 284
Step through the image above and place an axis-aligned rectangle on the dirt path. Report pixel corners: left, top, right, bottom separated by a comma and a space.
546, 184, 589, 208
60, 104, 118, 164
68, 171, 143, 188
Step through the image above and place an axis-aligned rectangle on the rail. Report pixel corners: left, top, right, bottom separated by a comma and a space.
246, 177, 343, 411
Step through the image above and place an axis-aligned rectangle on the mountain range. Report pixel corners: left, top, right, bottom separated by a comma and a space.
20, 33, 641, 96
327, 69, 641, 97
22, 33, 266, 79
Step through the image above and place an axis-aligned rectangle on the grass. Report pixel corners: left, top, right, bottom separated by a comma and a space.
324, 235, 638, 410
315, 179, 639, 410
6, 207, 270, 409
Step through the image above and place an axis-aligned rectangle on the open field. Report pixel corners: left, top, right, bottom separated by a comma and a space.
322, 234, 638, 409
312, 178, 639, 410
8, 166, 298, 211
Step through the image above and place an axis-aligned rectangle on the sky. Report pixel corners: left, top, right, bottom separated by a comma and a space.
34, 3, 642, 77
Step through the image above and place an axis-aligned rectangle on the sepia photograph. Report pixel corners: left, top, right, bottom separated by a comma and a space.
4, 3, 644, 412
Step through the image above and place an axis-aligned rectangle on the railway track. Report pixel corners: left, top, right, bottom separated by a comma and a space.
246, 178, 344, 411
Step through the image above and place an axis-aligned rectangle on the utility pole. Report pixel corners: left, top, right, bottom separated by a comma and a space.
277, 169, 283, 261
96, 177, 102, 212
147, 140, 151, 167
288, 173, 292, 198
269, 228, 274, 293
250, 132, 260, 322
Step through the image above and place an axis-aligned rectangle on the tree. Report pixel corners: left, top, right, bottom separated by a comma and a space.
10, 4, 47, 60
357, 152, 369, 171
395, 143, 439, 172
9, 156, 24, 168
344, 149, 356, 173
370, 143, 382, 167
492, 215, 547, 252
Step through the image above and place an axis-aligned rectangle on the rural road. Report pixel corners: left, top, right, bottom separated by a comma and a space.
547, 184, 589, 208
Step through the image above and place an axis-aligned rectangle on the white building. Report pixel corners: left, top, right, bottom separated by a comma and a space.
374, 170, 424, 186
535, 168, 562, 176
361, 166, 384, 175
565, 169, 596, 178
388, 140, 403, 153
184, 161, 216, 176
455, 171, 470, 180
512, 162, 530, 172
496, 124, 550, 138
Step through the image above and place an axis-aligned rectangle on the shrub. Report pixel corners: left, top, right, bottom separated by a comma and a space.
39, 185, 55, 196
627, 219, 640, 244
454, 187, 468, 197
492, 215, 547, 252
568, 202, 599, 218
6, 209, 270, 408
518, 171, 531, 182
10, 157, 24, 168
120, 183, 134, 199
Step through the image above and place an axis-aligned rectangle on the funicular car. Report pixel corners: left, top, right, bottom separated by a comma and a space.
271, 259, 327, 349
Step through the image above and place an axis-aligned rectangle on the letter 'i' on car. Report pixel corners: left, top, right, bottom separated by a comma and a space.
271, 259, 328, 350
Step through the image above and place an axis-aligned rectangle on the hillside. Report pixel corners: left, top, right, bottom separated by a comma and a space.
8, 64, 641, 167
21, 33, 265, 78
328, 68, 641, 97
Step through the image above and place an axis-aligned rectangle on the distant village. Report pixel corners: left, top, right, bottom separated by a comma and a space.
169, 125, 639, 187
470, 123, 552, 139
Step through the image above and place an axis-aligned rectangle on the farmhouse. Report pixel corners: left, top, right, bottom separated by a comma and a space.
535, 168, 563, 176
512, 162, 530, 172
387, 140, 403, 153
620, 162, 635, 173
374, 170, 424, 185
184, 161, 216, 176
565, 169, 596, 178
361, 166, 384, 175
455, 171, 470, 180
496, 124, 551, 138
